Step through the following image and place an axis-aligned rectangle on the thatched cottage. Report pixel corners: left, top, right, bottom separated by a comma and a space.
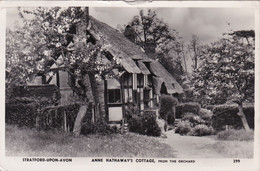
28, 15, 183, 124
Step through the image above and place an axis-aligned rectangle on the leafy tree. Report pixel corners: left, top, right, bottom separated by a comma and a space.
192, 30, 254, 131
124, 9, 185, 83
6, 7, 119, 136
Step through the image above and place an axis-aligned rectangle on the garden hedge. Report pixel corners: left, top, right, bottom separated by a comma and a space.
6, 102, 81, 130
6, 103, 37, 128
212, 104, 254, 131
176, 102, 201, 118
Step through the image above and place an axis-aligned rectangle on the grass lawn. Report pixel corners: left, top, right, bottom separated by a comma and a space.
5, 124, 175, 157
211, 141, 254, 158
211, 129, 254, 158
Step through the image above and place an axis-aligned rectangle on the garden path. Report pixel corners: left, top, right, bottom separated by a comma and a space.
160, 130, 224, 158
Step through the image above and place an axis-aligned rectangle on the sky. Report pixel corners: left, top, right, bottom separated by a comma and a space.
6, 7, 255, 45
89, 7, 255, 44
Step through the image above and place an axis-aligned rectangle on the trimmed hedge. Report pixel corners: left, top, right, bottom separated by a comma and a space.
167, 114, 175, 125
6, 103, 37, 128
212, 104, 254, 131
176, 102, 201, 118
159, 95, 178, 120
6, 102, 81, 130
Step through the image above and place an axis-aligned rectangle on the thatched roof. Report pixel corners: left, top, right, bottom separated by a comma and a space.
88, 16, 152, 74
89, 17, 151, 61
88, 16, 183, 94
150, 61, 183, 94
137, 61, 150, 75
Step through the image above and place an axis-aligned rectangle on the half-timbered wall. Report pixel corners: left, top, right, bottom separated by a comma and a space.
137, 74, 144, 110
122, 73, 133, 103
121, 72, 155, 111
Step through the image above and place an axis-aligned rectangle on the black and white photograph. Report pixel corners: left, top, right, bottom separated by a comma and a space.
1, 1, 259, 171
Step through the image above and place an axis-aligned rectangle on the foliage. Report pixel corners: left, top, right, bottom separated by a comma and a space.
191, 30, 254, 106
159, 95, 178, 121
128, 114, 161, 137
6, 7, 123, 136
125, 9, 185, 83
6, 7, 119, 101
189, 31, 254, 131
182, 112, 206, 126
142, 114, 161, 136
212, 104, 254, 131
190, 124, 215, 136
124, 102, 141, 122
176, 110, 215, 136
217, 129, 254, 141
92, 120, 120, 135
6, 95, 57, 128
198, 108, 213, 125
6, 100, 81, 129
167, 114, 175, 125
124, 102, 161, 136
6, 103, 37, 128
175, 120, 192, 135
176, 102, 201, 118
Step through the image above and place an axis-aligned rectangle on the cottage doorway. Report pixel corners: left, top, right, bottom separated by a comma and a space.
106, 79, 123, 123
160, 82, 168, 95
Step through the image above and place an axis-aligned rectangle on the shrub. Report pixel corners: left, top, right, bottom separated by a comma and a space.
124, 102, 140, 122
81, 119, 119, 135
93, 120, 119, 135
128, 114, 161, 137
176, 102, 201, 118
81, 122, 94, 135
128, 115, 143, 133
217, 129, 254, 141
190, 124, 215, 136
199, 108, 213, 121
212, 104, 254, 131
142, 114, 161, 136
175, 120, 192, 135
159, 95, 178, 120
182, 112, 206, 127
198, 108, 213, 126
176, 112, 215, 136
